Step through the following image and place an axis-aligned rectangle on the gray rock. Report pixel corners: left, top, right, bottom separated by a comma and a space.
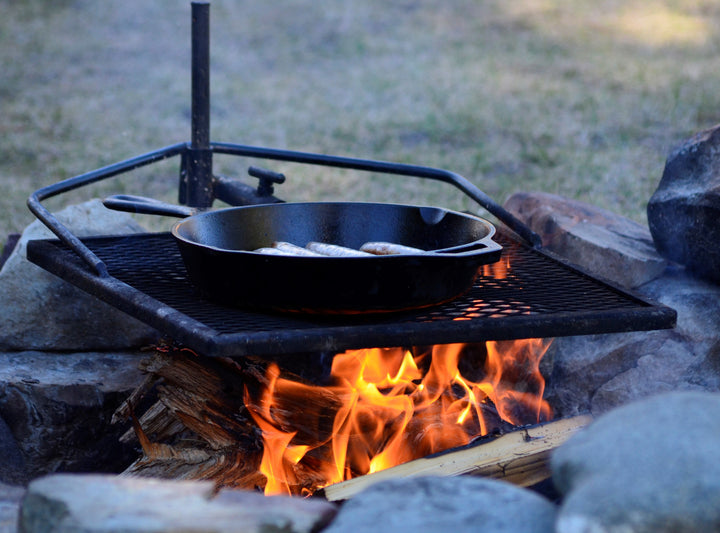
640, 265, 720, 366
0, 351, 146, 480
0, 482, 25, 533
323, 476, 556, 533
0, 199, 159, 351
552, 391, 720, 532
0, 413, 27, 485
0, 233, 19, 269
505, 191, 667, 288
544, 262, 720, 418
647, 124, 720, 284
19, 474, 337, 533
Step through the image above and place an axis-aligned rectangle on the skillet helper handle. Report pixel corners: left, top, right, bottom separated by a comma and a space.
103, 195, 198, 218
433, 233, 503, 256
248, 166, 286, 196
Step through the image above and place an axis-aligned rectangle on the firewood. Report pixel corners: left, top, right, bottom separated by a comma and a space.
158, 385, 258, 449
111, 372, 159, 425
123, 446, 266, 491
319, 414, 592, 502
117, 346, 340, 492
117, 344, 571, 498
118, 399, 187, 444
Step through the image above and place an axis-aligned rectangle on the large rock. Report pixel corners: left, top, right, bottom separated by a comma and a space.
0, 351, 146, 480
19, 474, 337, 533
0, 482, 25, 533
0, 413, 27, 485
323, 476, 557, 533
647, 124, 720, 284
552, 391, 720, 532
0, 199, 159, 351
544, 264, 720, 417
504, 192, 666, 288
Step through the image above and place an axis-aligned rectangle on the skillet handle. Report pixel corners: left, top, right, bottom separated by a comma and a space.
103, 195, 198, 218
433, 234, 503, 256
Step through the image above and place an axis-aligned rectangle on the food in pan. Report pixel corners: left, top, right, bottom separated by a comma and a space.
252, 247, 296, 256
359, 242, 426, 255
305, 242, 373, 257
272, 242, 323, 256
253, 241, 429, 257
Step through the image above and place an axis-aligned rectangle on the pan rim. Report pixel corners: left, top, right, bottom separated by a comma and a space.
170, 200, 498, 258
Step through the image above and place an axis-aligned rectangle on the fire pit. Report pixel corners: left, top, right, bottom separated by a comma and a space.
22, 0, 676, 500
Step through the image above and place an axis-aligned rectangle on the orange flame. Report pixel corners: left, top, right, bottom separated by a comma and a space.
483, 254, 510, 279
245, 339, 552, 496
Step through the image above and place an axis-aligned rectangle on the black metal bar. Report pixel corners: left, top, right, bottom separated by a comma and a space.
210, 141, 542, 247
27, 143, 187, 276
183, 1, 214, 208
25, 232, 677, 357
213, 175, 283, 206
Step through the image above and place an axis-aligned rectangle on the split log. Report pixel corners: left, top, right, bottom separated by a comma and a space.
319, 414, 592, 502
115, 349, 261, 447
113, 344, 343, 493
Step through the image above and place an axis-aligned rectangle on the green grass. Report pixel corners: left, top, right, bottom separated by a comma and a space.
2, 0, 720, 240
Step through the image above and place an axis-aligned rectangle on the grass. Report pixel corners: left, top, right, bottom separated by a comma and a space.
2, 0, 720, 243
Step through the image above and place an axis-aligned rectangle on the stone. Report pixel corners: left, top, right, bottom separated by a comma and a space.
552, 391, 720, 532
19, 474, 337, 533
0, 199, 159, 351
504, 191, 667, 288
214, 489, 337, 532
0, 482, 25, 533
0, 351, 146, 480
322, 476, 557, 533
543, 263, 720, 417
0, 233, 19, 270
647, 124, 720, 284
0, 413, 27, 485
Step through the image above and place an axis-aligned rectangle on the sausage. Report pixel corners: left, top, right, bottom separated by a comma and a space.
359, 242, 426, 255
272, 241, 324, 257
252, 247, 297, 256
305, 242, 373, 257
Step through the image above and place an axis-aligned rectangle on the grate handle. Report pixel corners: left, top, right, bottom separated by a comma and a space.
210, 142, 543, 248
27, 144, 187, 276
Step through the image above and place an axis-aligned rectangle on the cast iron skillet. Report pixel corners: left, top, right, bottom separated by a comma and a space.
103, 196, 502, 314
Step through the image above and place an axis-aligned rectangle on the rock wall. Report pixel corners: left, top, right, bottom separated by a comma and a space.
3, 189, 720, 531
505, 191, 720, 417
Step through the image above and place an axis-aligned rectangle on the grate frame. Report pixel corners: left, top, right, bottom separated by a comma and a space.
26, 231, 676, 357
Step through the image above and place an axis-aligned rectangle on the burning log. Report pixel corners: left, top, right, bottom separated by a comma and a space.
115, 339, 557, 497
113, 345, 343, 494
319, 414, 592, 502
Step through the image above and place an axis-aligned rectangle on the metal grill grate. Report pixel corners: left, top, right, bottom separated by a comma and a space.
27, 231, 676, 357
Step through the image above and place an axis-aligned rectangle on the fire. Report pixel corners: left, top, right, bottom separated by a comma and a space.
244, 339, 552, 496
483, 254, 510, 278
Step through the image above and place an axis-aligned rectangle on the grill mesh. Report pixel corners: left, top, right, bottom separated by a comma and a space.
27, 231, 675, 356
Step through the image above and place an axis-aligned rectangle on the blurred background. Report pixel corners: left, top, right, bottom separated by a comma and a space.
2, 0, 719, 241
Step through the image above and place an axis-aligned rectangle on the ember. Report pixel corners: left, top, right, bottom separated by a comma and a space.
244, 340, 552, 496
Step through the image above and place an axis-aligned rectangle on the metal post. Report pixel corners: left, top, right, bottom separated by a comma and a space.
182, 1, 214, 207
